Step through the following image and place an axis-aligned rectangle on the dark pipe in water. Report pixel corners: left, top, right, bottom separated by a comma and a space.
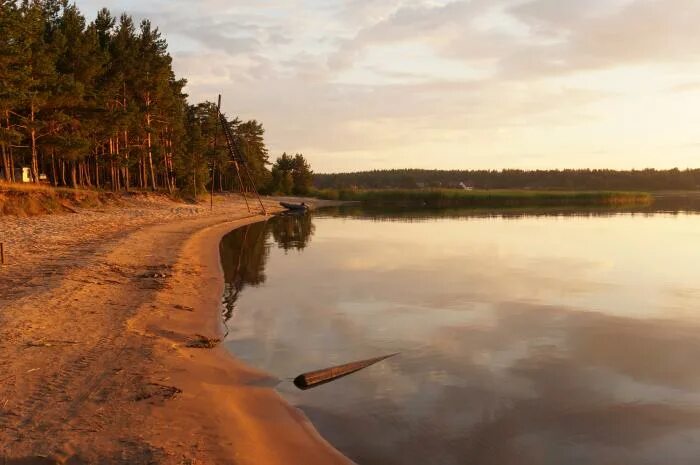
293, 353, 399, 390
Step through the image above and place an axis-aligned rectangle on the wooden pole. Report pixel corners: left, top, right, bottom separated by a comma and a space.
213, 96, 221, 213
1, 242, 5, 265
242, 161, 267, 215
232, 159, 251, 213
216, 94, 267, 215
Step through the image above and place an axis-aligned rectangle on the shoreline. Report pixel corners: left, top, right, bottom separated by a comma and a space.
136, 212, 353, 465
0, 196, 352, 464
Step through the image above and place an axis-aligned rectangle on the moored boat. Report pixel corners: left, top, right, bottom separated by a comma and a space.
280, 201, 309, 211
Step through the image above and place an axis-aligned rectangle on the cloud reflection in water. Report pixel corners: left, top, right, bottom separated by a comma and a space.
221, 210, 700, 465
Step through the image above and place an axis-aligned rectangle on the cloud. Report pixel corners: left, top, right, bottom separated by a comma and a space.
328, 1, 496, 71
333, 0, 700, 79
672, 81, 700, 93
500, 0, 700, 77
75, 0, 700, 171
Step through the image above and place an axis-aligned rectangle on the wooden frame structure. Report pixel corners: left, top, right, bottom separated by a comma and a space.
217, 95, 267, 215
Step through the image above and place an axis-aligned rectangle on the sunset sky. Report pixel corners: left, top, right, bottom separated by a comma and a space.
76, 0, 700, 173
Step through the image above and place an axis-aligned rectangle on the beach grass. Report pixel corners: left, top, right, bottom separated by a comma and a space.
311, 188, 653, 208
0, 181, 112, 215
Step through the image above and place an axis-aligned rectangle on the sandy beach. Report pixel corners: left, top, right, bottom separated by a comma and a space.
0, 194, 351, 465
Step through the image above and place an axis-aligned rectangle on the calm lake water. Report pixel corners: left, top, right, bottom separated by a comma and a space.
220, 202, 700, 465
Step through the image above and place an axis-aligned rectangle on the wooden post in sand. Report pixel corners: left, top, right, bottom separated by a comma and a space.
0, 242, 5, 265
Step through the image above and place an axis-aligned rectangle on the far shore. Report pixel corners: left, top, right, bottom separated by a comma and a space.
0, 193, 351, 464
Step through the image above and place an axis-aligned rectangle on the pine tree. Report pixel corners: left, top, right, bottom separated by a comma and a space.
105, 13, 139, 191
291, 153, 313, 195
46, 3, 102, 187
13, 0, 58, 182
179, 103, 212, 196
235, 120, 270, 189
134, 19, 173, 190
0, 2, 297, 195
270, 152, 295, 194
0, 0, 26, 181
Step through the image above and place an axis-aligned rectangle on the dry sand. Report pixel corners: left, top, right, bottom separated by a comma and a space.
0, 194, 352, 465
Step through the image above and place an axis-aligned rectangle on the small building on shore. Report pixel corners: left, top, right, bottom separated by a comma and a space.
18, 167, 31, 183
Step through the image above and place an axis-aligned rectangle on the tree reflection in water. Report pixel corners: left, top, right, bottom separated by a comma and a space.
219, 213, 315, 329
271, 212, 315, 252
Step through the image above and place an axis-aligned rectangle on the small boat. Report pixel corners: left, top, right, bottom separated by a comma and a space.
293, 353, 399, 390
280, 201, 309, 211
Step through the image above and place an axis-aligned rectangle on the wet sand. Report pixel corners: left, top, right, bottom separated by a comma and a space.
0, 194, 351, 464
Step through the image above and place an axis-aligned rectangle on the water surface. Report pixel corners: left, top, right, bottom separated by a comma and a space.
220, 203, 700, 465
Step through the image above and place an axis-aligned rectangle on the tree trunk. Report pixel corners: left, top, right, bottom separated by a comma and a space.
9, 151, 14, 182
95, 148, 101, 189
30, 102, 39, 183
70, 162, 77, 188
124, 129, 130, 191
168, 133, 175, 192
165, 129, 174, 193
83, 161, 92, 187
162, 132, 172, 194
4, 111, 14, 182
1, 144, 11, 182
109, 138, 114, 191
121, 83, 130, 191
51, 149, 57, 186
1, 111, 10, 181
115, 135, 121, 190
138, 156, 143, 189
138, 135, 146, 190
146, 109, 156, 191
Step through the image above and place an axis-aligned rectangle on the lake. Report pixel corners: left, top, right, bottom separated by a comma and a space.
220, 202, 700, 465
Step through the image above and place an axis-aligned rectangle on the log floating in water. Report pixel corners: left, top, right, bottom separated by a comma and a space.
293, 353, 399, 390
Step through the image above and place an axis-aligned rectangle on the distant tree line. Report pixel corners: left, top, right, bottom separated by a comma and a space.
314, 169, 700, 191
0, 0, 312, 195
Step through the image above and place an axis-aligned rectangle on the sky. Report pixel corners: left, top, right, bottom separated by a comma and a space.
74, 0, 700, 173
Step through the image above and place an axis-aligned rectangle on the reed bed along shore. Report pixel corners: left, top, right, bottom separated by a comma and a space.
311, 188, 653, 208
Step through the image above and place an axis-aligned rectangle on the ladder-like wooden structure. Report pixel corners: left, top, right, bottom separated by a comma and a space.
217, 95, 267, 215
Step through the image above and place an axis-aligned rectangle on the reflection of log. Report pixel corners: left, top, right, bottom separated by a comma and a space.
293, 353, 399, 390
